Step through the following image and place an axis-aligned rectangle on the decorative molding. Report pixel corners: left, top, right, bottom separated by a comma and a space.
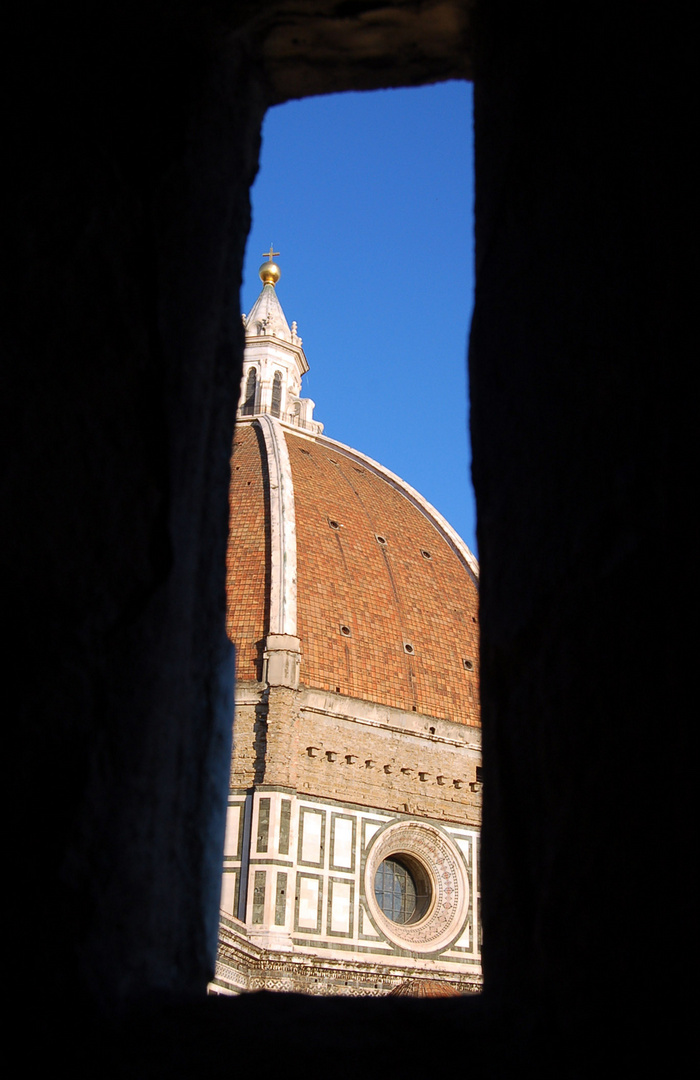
256, 414, 298, 637
364, 820, 470, 954
213, 938, 482, 998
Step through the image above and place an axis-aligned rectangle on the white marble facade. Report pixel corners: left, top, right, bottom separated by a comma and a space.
214, 787, 481, 992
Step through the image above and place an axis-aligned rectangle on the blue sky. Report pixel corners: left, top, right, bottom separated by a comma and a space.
241, 81, 477, 555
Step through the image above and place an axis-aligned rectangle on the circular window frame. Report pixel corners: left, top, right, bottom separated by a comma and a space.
364, 821, 469, 953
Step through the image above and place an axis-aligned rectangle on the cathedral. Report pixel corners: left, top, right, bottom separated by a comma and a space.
211, 253, 482, 996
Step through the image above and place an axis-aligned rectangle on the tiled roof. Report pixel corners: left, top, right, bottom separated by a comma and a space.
388, 978, 462, 997
226, 424, 268, 680
245, 281, 292, 340
226, 421, 480, 726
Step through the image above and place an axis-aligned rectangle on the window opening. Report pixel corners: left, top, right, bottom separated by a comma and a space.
242, 367, 257, 415
241, 82, 477, 559
223, 84, 480, 990
374, 857, 417, 923
271, 371, 282, 417
374, 856, 430, 925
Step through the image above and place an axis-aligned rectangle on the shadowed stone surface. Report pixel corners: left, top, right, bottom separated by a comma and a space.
3, 0, 691, 1073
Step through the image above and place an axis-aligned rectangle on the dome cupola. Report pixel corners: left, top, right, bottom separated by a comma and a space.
238, 249, 322, 433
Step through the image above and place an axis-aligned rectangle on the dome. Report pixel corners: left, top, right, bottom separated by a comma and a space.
227, 417, 480, 726
215, 260, 482, 999
388, 978, 462, 997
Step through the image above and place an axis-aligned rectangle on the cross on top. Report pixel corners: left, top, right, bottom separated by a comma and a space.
263, 245, 280, 261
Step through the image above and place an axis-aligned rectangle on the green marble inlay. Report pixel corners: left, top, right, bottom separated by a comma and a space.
275, 871, 288, 926
252, 870, 266, 924
279, 799, 291, 855
256, 797, 270, 853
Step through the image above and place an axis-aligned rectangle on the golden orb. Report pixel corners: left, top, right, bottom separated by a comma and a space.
259, 260, 281, 286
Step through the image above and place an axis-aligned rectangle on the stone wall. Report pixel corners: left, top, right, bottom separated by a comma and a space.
231, 682, 481, 823
217, 788, 481, 990
216, 916, 482, 996
5, 0, 691, 1072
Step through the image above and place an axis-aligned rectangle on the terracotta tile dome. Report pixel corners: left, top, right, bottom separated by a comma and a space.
227, 419, 480, 726
215, 260, 482, 999
388, 978, 462, 997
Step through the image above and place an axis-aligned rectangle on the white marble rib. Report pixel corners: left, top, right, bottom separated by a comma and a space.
256, 414, 298, 636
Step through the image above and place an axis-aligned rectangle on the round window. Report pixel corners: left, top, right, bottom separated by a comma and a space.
373, 856, 431, 925
364, 821, 469, 953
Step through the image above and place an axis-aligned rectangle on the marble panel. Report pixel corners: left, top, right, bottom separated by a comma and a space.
331, 815, 354, 869
330, 880, 351, 934
300, 809, 323, 864
223, 804, 241, 858
298, 876, 320, 929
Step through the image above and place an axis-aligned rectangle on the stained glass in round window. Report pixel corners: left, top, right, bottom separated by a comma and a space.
374, 857, 428, 924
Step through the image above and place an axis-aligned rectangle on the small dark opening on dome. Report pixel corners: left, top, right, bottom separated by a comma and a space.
335, 686, 340, 693
340, 624, 351, 637
429, 726, 435, 734
328, 519, 341, 530
412, 705, 417, 712
376, 535, 387, 545
463, 658, 474, 671
420, 549, 432, 560
404, 643, 414, 655
299, 448, 311, 456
